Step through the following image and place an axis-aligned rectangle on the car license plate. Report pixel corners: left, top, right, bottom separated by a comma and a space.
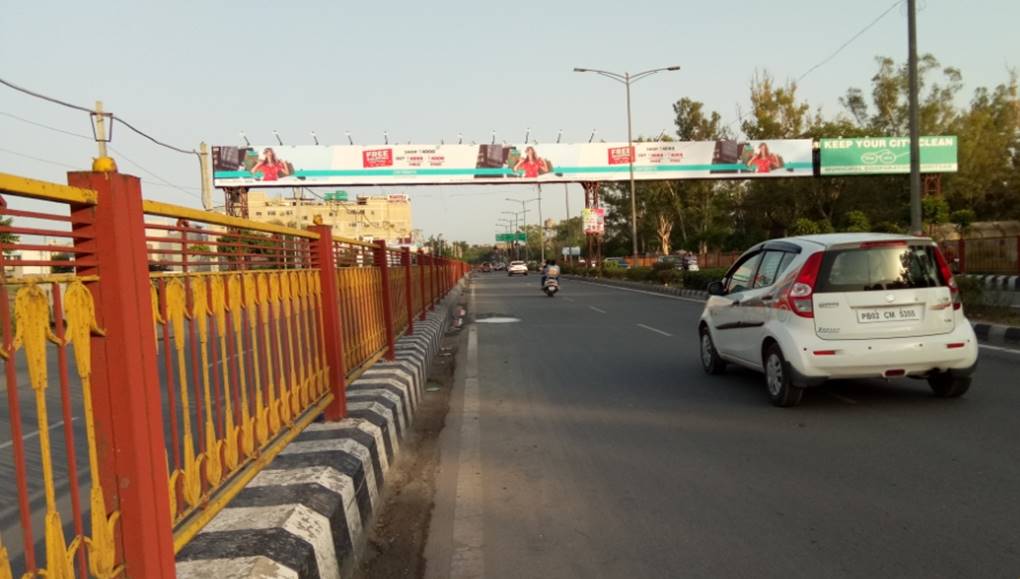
856, 305, 922, 324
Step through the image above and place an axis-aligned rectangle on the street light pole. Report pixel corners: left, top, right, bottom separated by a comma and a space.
624, 72, 638, 259
537, 185, 545, 263
507, 197, 539, 261
907, 0, 922, 235
573, 66, 680, 260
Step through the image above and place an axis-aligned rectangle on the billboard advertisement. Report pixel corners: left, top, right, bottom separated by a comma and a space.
212, 140, 814, 188
582, 207, 606, 235
819, 136, 958, 175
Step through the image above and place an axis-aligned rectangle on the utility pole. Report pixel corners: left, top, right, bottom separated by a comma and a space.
537, 185, 545, 263
907, 0, 922, 235
199, 142, 213, 210
564, 183, 572, 264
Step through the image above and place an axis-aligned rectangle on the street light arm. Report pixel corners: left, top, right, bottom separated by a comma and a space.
630, 66, 682, 83
574, 67, 627, 83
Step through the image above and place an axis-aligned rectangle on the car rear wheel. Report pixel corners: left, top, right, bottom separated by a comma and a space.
927, 373, 971, 398
764, 343, 803, 407
699, 327, 726, 375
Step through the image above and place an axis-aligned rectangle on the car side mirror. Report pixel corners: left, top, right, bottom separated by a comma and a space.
707, 280, 726, 296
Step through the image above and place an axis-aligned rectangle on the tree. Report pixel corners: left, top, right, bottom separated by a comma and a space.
672, 98, 731, 253
944, 72, 1020, 219
843, 211, 871, 233
0, 217, 19, 255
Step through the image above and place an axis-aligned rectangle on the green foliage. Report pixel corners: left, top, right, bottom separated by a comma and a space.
874, 221, 907, 234
598, 267, 626, 280
592, 54, 1017, 256
956, 275, 984, 310
844, 211, 871, 232
950, 209, 976, 232
651, 261, 675, 272
0, 217, 19, 255
602, 259, 621, 270
657, 269, 682, 285
625, 266, 653, 282
50, 252, 74, 274
922, 196, 951, 225
790, 218, 821, 236
682, 268, 729, 290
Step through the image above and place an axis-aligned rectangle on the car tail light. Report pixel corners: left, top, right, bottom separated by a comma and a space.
884, 369, 906, 377
946, 342, 966, 349
932, 246, 961, 311
860, 240, 908, 249
781, 252, 824, 318
813, 350, 836, 356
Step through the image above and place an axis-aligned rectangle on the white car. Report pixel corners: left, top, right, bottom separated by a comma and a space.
507, 261, 529, 276
698, 233, 978, 407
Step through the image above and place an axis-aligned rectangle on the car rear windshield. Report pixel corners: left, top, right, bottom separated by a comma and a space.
815, 244, 943, 293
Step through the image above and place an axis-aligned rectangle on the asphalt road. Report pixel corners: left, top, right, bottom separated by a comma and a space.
425, 273, 1020, 579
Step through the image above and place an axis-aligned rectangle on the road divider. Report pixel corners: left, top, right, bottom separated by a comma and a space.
176, 282, 465, 578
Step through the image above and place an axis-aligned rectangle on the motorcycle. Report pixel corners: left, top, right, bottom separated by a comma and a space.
542, 277, 559, 297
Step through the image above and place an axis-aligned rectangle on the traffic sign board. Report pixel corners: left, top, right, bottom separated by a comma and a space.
496, 232, 526, 242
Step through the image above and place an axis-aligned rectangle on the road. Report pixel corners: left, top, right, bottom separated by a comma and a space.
425, 273, 1020, 579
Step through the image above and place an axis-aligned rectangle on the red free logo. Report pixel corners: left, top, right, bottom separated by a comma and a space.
363, 149, 394, 168
607, 146, 634, 165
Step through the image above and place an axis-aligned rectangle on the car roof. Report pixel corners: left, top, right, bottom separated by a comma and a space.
760, 232, 930, 250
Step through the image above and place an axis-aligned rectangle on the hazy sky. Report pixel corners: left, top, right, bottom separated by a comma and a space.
1, 0, 1016, 244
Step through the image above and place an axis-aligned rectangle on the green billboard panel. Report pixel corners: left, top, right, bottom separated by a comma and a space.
324, 190, 349, 201
495, 232, 526, 242
819, 136, 957, 175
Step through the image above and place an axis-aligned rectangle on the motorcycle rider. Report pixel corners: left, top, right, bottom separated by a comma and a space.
541, 258, 561, 286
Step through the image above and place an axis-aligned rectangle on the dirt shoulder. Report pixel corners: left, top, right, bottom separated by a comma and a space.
355, 305, 465, 579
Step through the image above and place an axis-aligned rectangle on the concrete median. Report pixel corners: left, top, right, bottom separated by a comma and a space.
176, 282, 465, 579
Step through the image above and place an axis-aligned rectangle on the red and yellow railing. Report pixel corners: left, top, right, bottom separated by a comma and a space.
0, 169, 467, 578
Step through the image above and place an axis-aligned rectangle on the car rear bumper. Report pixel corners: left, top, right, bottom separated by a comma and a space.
783, 323, 979, 384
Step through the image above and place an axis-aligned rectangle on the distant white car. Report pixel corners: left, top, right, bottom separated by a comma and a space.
698, 233, 978, 407
507, 260, 528, 276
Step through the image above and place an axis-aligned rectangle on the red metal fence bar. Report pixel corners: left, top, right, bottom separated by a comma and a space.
402, 248, 414, 335
418, 249, 427, 321
374, 240, 396, 361
68, 170, 177, 577
310, 224, 346, 420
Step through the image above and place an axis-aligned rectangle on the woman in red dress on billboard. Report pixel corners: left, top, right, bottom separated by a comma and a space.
746, 143, 781, 173
513, 146, 549, 178
252, 148, 291, 181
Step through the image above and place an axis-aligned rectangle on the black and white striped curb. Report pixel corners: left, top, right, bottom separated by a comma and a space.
971, 322, 1020, 349
961, 274, 1020, 292
176, 282, 464, 579
563, 274, 709, 300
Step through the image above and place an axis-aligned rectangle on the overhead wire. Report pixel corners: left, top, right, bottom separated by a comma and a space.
726, 0, 904, 133
0, 74, 198, 156
0, 109, 203, 198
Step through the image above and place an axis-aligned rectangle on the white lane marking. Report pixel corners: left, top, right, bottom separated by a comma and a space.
823, 390, 858, 405
573, 279, 706, 304
588, 305, 607, 314
979, 343, 1020, 355
637, 323, 673, 337
0, 417, 79, 450
450, 324, 484, 579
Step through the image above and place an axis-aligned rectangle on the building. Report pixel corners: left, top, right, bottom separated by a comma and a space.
246, 190, 413, 245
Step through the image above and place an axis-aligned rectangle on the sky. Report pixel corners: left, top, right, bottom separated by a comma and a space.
1, 0, 1017, 245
